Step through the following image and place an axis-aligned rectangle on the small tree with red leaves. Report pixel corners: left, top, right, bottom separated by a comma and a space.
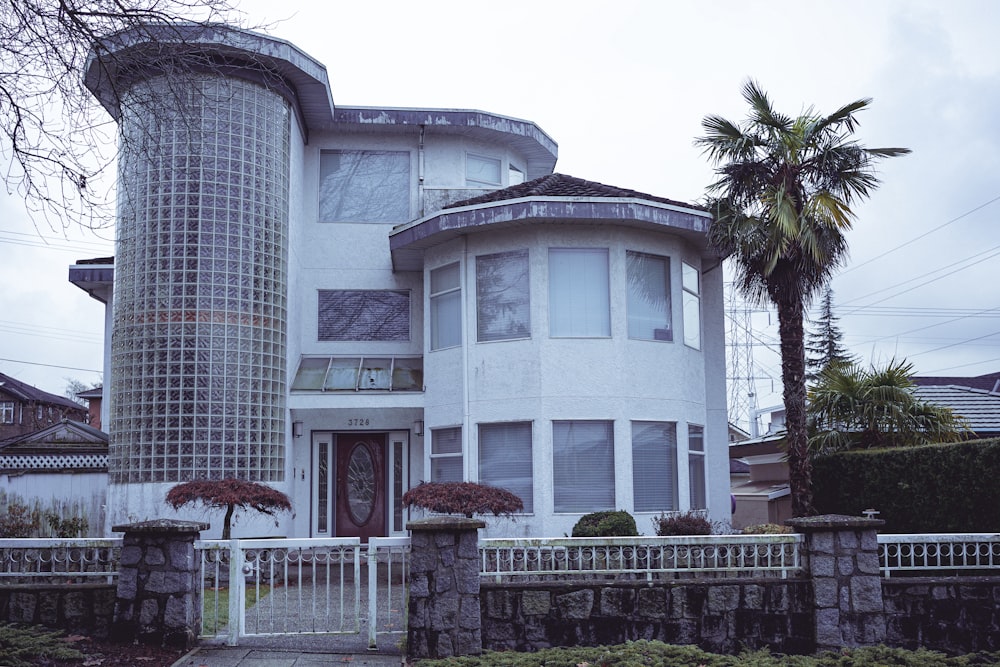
402, 482, 523, 519
166, 479, 292, 540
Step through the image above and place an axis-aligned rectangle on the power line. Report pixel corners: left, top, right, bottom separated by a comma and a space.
0, 357, 102, 373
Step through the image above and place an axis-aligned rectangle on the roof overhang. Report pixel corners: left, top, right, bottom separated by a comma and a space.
84, 24, 335, 137
389, 197, 714, 271
69, 261, 115, 305
332, 107, 557, 180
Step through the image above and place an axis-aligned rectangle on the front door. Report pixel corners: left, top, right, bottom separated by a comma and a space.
335, 434, 386, 542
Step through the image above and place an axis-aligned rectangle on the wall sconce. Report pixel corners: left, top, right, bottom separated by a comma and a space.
293, 421, 303, 438
413, 420, 424, 436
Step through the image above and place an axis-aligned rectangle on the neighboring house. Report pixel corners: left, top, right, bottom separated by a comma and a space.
0, 419, 108, 536
728, 433, 791, 530
71, 25, 728, 540
76, 386, 104, 431
0, 372, 87, 442
911, 383, 1000, 439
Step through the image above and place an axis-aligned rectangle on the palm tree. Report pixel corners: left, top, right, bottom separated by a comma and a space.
697, 81, 909, 516
808, 358, 968, 454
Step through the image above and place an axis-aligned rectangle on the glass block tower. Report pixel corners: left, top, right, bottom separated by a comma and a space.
85, 26, 333, 520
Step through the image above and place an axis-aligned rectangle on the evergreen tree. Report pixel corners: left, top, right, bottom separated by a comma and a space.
805, 287, 855, 381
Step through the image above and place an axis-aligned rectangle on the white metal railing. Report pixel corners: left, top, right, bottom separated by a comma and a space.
0, 538, 122, 584
195, 537, 409, 648
878, 533, 1000, 577
480, 534, 804, 582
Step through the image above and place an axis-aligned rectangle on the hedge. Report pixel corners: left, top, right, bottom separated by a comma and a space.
811, 438, 1000, 533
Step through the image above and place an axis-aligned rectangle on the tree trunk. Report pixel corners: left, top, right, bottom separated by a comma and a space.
777, 296, 816, 517
222, 504, 235, 541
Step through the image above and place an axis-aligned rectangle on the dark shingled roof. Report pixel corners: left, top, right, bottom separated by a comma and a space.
444, 173, 704, 212
0, 372, 84, 412
912, 372, 1000, 392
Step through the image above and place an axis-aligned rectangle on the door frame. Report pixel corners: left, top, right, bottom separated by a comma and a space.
310, 430, 409, 538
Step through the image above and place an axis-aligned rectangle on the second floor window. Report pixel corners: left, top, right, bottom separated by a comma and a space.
682, 262, 701, 349
430, 263, 461, 350
319, 150, 410, 223
627, 251, 672, 341
688, 424, 706, 510
1, 401, 13, 424
548, 248, 610, 338
466, 153, 501, 187
318, 290, 410, 341
477, 249, 530, 342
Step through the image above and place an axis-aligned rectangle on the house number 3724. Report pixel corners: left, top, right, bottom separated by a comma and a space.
347, 418, 370, 427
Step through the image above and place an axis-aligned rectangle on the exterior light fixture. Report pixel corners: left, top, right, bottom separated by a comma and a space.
413, 420, 424, 436
293, 421, 303, 438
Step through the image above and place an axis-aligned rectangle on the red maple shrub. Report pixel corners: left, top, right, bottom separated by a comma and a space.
165, 478, 292, 540
402, 481, 523, 518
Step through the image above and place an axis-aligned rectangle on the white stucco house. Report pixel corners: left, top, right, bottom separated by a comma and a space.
69, 25, 728, 540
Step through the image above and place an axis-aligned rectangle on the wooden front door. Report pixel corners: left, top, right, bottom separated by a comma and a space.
335, 434, 386, 542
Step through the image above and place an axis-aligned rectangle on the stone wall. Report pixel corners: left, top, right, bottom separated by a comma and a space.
884, 577, 1000, 654
481, 579, 816, 655
0, 583, 115, 637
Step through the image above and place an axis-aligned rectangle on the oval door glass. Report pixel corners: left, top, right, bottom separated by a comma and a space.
347, 443, 376, 525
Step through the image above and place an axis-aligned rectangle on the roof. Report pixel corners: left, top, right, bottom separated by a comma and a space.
0, 372, 85, 412
0, 419, 108, 452
912, 372, 1000, 393
444, 173, 703, 211
912, 384, 1000, 435
390, 173, 714, 271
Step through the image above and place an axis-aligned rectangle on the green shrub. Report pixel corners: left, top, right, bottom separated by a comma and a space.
571, 510, 638, 537
652, 510, 713, 536
741, 523, 792, 535
0, 624, 84, 667
812, 438, 1000, 532
0, 503, 39, 538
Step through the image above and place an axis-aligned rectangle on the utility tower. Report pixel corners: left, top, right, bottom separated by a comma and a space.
725, 284, 760, 434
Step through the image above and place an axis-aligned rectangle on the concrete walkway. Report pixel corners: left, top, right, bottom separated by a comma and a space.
173, 645, 404, 666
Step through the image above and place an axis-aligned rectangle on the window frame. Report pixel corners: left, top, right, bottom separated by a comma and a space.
318, 149, 411, 223
318, 289, 411, 342
626, 250, 673, 342
478, 421, 533, 513
476, 249, 531, 342
548, 248, 611, 338
465, 153, 502, 187
552, 419, 615, 513
430, 426, 463, 483
631, 421, 678, 512
687, 424, 707, 510
1, 401, 14, 424
682, 262, 701, 350
430, 262, 462, 351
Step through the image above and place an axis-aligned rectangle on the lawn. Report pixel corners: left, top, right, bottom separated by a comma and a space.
201, 584, 271, 634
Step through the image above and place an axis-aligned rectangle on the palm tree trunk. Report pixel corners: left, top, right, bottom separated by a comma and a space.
777, 296, 816, 517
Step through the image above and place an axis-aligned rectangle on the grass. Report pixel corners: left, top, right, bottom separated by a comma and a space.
201, 584, 271, 633
414, 640, 1000, 666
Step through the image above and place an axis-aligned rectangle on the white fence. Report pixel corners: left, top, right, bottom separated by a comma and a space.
0, 538, 121, 584
195, 537, 409, 648
878, 533, 1000, 577
480, 534, 805, 582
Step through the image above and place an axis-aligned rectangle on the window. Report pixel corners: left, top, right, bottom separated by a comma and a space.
627, 251, 672, 341
682, 262, 701, 349
479, 422, 533, 513
430, 263, 461, 350
466, 154, 501, 186
548, 249, 610, 337
431, 427, 463, 482
632, 421, 678, 512
318, 290, 410, 341
476, 250, 530, 342
1, 401, 13, 424
688, 424, 706, 510
508, 165, 525, 185
553, 420, 614, 512
319, 150, 410, 222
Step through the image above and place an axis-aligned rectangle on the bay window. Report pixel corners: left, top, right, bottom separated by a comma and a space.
548, 248, 610, 337
553, 420, 614, 512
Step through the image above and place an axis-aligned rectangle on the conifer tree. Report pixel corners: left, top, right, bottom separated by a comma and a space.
806, 287, 855, 381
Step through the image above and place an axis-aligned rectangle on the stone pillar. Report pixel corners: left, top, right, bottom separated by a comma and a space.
111, 519, 208, 649
787, 514, 885, 651
407, 517, 484, 659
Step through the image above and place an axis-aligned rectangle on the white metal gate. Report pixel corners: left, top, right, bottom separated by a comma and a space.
196, 537, 409, 648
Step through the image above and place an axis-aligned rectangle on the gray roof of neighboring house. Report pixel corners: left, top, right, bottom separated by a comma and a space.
0, 372, 85, 413
912, 385, 1000, 436
912, 371, 1000, 392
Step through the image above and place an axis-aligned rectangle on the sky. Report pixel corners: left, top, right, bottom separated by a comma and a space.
1, 0, 998, 431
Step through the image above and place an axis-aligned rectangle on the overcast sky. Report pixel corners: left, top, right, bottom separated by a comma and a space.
2, 0, 998, 430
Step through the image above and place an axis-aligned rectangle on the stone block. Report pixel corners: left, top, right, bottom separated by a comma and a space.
707, 585, 739, 614
484, 590, 513, 619
440, 546, 456, 568
434, 532, 456, 548
454, 559, 480, 594
430, 593, 459, 631
139, 598, 159, 626
457, 628, 481, 655
433, 571, 453, 594
434, 631, 454, 657
932, 585, 953, 600
637, 587, 667, 618
742, 584, 762, 610
766, 584, 788, 611
482, 618, 515, 641
856, 552, 880, 575
599, 587, 633, 616
38, 591, 59, 625
63, 591, 85, 619
116, 568, 138, 598
409, 573, 429, 598
851, 577, 883, 613
809, 531, 834, 554
169, 540, 195, 571
837, 556, 855, 576
813, 578, 838, 608
409, 547, 437, 574
120, 545, 144, 566
521, 590, 551, 616
459, 596, 481, 629
555, 589, 594, 620
836, 530, 859, 550
810, 554, 835, 577
814, 607, 842, 647
860, 531, 878, 551
164, 596, 193, 628
457, 531, 479, 559
145, 546, 166, 566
